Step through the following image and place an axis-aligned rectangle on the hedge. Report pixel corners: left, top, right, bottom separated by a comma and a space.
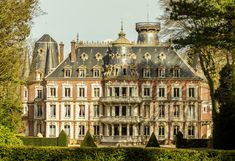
176, 138, 209, 148
20, 137, 58, 146
20, 131, 68, 147
0, 146, 235, 161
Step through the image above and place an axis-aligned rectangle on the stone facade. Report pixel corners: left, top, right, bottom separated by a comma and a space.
22, 22, 212, 145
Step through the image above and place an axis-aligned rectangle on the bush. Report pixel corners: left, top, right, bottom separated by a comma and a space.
0, 146, 235, 160
0, 125, 22, 146
176, 131, 184, 148
58, 130, 68, 147
146, 132, 160, 147
20, 137, 58, 146
80, 131, 97, 148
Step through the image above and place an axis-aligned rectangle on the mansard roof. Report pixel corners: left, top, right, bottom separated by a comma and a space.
45, 44, 201, 80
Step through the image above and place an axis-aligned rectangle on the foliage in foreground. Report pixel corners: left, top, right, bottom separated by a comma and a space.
80, 131, 97, 148
0, 125, 22, 146
58, 130, 68, 147
146, 132, 160, 147
0, 146, 235, 161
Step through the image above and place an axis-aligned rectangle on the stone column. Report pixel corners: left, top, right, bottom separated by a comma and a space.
127, 124, 130, 136
119, 124, 122, 137
112, 124, 114, 137
119, 106, 122, 116
100, 123, 103, 136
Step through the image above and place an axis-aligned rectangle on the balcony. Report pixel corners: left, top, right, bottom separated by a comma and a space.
100, 116, 143, 123
100, 96, 142, 103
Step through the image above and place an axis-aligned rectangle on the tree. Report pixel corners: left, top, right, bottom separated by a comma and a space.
160, 0, 235, 148
58, 130, 68, 147
214, 64, 235, 149
0, 0, 39, 132
80, 131, 97, 148
0, 125, 22, 146
146, 132, 160, 147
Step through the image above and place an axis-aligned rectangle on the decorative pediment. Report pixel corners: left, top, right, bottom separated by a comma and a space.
78, 65, 87, 69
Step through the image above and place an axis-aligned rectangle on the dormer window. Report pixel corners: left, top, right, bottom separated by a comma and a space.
173, 67, 180, 77
65, 69, 71, 77
157, 67, 165, 77
92, 65, 101, 78
79, 69, 86, 77
64, 66, 72, 78
143, 68, 151, 78
78, 65, 87, 78
123, 68, 127, 75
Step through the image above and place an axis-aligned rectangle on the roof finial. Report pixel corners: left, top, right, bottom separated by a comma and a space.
121, 18, 124, 32
77, 33, 79, 43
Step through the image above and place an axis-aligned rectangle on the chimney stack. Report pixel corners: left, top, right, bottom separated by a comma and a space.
71, 40, 76, 62
59, 42, 64, 63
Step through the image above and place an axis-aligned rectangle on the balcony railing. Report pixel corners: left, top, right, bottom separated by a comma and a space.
100, 116, 143, 123
100, 96, 142, 103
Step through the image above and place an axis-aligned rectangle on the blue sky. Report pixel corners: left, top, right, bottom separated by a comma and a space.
30, 0, 163, 54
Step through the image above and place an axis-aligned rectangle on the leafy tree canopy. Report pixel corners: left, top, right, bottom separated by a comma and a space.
0, 125, 22, 146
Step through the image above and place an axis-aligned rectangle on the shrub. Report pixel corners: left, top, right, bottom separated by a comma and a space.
176, 131, 184, 148
80, 131, 97, 148
0, 125, 22, 146
58, 130, 68, 147
0, 146, 235, 160
20, 137, 58, 146
146, 132, 160, 147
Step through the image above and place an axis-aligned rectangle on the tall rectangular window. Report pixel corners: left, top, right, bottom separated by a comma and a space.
115, 106, 119, 116
94, 88, 100, 97
94, 105, 99, 118
50, 104, 56, 118
79, 105, 85, 117
144, 125, 150, 136
143, 69, 151, 77
64, 125, 70, 137
188, 88, 195, 98
144, 87, 150, 97
65, 105, 71, 118
36, 104, 42, 117
173, 125, 180, 136
50, 88, 56, 97
37, 90, 43, 98
49, 125, 56, 137
94, 125, 100, 136
173, 105, 180, 118
122, 106, 126, 116
173, 69, 180, 77
114, 87, 119, 96
159, 126, 165, 136
79, 88, 85, 97
188, 126, 195, 137
129, 87, 134, 96
159, 87, 165, 97
79, 125, 85, 135
188, 105, 195, 119
122, 87, 127, 96
65, 88, 71, 97
173, 88, 180, 98
159, 105, 165, 118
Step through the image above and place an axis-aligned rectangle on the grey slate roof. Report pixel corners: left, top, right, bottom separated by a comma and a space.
46, 44, 200, 79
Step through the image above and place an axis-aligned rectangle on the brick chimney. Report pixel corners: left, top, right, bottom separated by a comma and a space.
59, 42, 64, 63
71, 40, 76, 62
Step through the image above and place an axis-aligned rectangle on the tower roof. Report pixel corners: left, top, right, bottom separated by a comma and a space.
37, 34, 57, 43
112, 22, 132, 46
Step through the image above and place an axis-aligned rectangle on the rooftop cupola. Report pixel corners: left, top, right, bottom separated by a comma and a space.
136, 22, 161, 45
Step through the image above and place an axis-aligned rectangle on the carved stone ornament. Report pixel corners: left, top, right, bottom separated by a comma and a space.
159, 52, 166, 61
95, 52, 102, 61
144, 52, 151, 60
81, 52, 88, 61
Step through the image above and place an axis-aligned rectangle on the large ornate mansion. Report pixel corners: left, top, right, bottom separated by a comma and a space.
21, 21, 212, 145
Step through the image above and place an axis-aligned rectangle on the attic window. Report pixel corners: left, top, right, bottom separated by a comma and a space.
157, 67, 165, 77
173, 67, 180, 77
36, 71, 43, 80
143, 67, 151, 78
64, 69, 71, 77
78, 66, 87, 78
